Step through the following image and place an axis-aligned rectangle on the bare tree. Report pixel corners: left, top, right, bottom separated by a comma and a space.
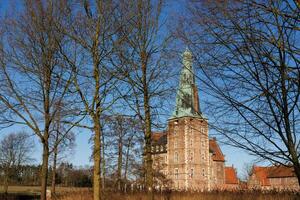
0, 1, 77, 199
177, 0, 300, 184
113, 0, 173, 198
103, 115, 142, 192
58, 1, 122, 199
49, 102, 76, 196
0, 132, 34, 193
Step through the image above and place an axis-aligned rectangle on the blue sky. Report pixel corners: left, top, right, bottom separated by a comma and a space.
0, 0, 259, 178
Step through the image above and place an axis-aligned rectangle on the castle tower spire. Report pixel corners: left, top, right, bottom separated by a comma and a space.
171, 48, 202, 119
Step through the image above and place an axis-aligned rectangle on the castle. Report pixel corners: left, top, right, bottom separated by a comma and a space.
151, 49, 238, 191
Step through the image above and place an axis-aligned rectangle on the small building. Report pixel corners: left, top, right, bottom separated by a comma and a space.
248, 165, 299, 191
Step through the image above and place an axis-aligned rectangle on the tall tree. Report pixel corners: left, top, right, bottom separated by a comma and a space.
177, 0, 300, 184
113, 0, 172, 198
49, 101, 76, 196
0, 1, 76, 199
59, 1, 121, 199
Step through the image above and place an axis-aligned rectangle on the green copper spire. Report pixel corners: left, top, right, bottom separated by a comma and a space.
170, 48, 203, 119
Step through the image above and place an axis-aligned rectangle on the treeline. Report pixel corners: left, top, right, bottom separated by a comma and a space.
0, 163, 92, 187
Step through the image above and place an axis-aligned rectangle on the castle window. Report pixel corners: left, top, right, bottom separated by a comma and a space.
174, 152, 178, 162
174, 126, 178, 136
190, 168, 194, 179
202, 168, 205, 177
174, 140, 178, 148
190, 139, 193, 147
201, 153, 205, 160
175, 168, 179, 179
201, 127, 205, 133
188, 150, 194, 162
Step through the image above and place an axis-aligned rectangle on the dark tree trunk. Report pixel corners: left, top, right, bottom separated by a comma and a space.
51, 146, 58, 196
40, 143, 49, 200
93, 118, 102, 200
117, 135, 123, 191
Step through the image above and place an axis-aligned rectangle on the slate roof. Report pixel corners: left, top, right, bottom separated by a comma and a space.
225, 166, 239, 184
209, 138, 225, 162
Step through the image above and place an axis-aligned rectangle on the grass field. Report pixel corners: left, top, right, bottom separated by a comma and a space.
0, 185, 90, 195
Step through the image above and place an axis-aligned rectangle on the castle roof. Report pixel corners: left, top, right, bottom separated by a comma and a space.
170, 48, 204, 119
151, 131, 167, 145
209, 138, 225, 162
225, 166, 239, 184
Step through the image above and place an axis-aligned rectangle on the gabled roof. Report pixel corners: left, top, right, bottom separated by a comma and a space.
251, 165, 296, 186
251, 166, 270, 186
225, 166, 239, 184
209, 138, 225, 162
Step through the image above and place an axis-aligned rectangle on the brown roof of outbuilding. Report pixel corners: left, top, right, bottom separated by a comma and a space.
251, 165, 296, 186
225, 166, 239, 184
209, 138, 225, 162
267, 165, 295, 178
252, 166, 270, 186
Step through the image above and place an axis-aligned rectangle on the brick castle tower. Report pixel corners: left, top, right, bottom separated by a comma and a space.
167, 49, 210, 190
151, 49, 229, 191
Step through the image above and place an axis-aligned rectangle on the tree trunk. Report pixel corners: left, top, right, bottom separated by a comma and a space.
117, 135, 123, 191
124, 137, 132, 183
293, 163, 300, 186
101, 130, 106, 191
40, 143, 49, 200
93, 119, 102, 200
3, 168, 9, 194
141, 50, 153, 200
51, 146, 58, 196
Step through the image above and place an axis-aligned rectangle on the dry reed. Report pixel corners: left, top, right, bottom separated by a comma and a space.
54, 190, 300, 200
